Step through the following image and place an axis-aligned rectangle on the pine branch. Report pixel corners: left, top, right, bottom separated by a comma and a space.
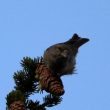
20, 57, 42, 78
13, 57, 42, 97
13, 70, 39, 97
6, 56, 64, 110
26, 100, 46, 110
41, 94, 62, 108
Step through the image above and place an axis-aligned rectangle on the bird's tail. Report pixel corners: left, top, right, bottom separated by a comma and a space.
65, 34, 89, 48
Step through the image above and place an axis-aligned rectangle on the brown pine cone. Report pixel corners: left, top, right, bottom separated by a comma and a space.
9, 101, 26, 110
35, 61, 65, 96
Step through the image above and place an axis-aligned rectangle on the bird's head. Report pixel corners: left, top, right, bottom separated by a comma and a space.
65, 33, 89, 48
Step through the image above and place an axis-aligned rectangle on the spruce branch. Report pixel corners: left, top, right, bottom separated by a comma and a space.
6, 56, 64, 110
41, 94, 62, 108
26, 100, 46, 110
13, 70, 39, 97
13, 57, 43, 97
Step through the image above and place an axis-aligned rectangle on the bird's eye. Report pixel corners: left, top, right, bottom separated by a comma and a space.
61, 49, 69, 58
63, 49, 69, 54
55, 48, 60, 54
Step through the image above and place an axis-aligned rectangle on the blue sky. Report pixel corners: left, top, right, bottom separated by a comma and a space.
0, 0, 110, 110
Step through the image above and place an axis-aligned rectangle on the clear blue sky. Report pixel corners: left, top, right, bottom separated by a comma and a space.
0, 0, 110, 110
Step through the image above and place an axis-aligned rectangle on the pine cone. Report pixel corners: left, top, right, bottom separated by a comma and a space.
9, 101, 26, 110
35, 61, 65, 96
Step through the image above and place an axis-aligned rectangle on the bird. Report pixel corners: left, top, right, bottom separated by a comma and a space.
43, 34, 89, 77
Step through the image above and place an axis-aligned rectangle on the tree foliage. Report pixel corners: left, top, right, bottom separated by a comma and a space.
6, 57, 63, 110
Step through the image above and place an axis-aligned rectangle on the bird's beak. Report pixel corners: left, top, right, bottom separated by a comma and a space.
74, 38, 89, 48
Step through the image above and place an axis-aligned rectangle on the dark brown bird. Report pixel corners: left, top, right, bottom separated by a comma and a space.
43, 34, 89, 77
